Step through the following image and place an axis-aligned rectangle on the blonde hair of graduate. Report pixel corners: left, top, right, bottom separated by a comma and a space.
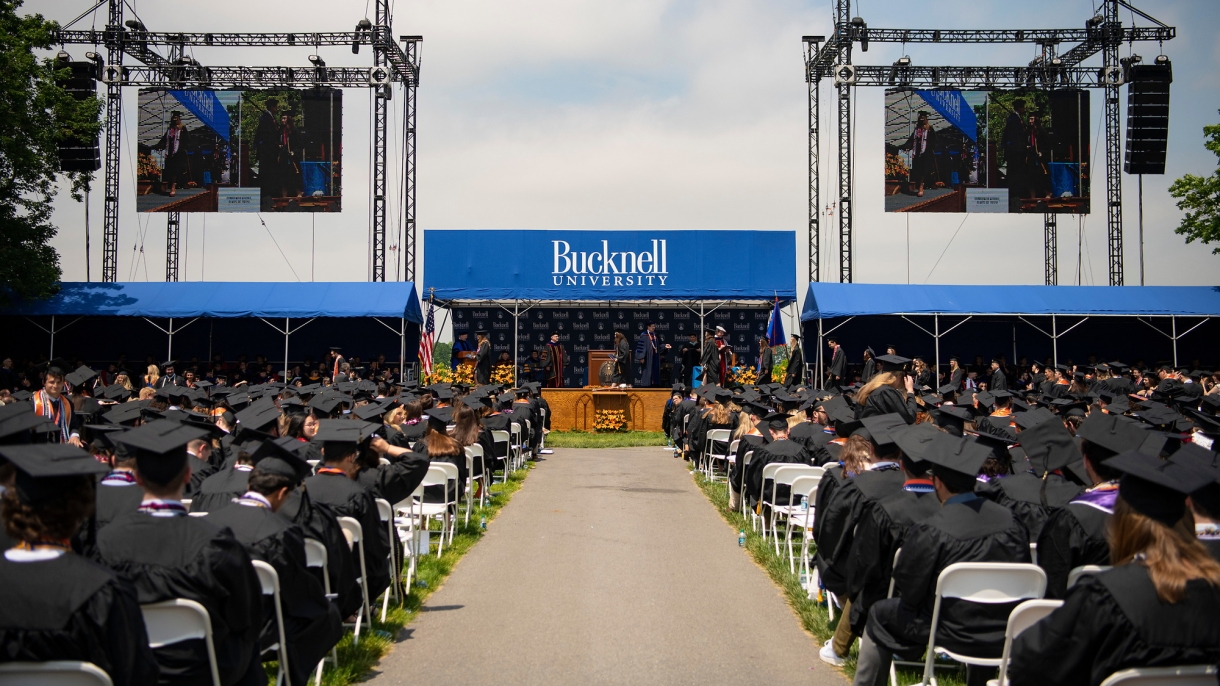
855, 371, 904, 406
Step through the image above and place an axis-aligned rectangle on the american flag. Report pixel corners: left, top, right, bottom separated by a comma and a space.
419, 298, 436, 377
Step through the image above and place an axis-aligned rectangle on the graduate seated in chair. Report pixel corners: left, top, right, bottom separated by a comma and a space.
206, 438, 343, 686
96, 420, 265, 686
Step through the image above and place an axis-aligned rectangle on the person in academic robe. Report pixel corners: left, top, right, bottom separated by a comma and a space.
451, 332, 476, 371
613, 331, 631, 385
327, 347, 347, 382
781, 335, 805, 389
837, 448, 941, 667
698, 331, 720, 385
913, 358, 935, 392
76, 437, 145, 556
681, 390, 713, 462
474, 331, 492, 385
305, 423, 393, 607
757, 338, 774, 385
153, 361, 180, 389
728, 401, 772, 510
1036, 413, 1162, 598
32, 366, 82, 445
714, 327, 732, 384
856, 355, 918, 424
0, 444, 160, 685
189, 435, 259, 514
274, 112, 303, 199
896, 111, 940, 197
97, 420, 265, 686
277, 485, 363, 619
152, 112, 191, 197
860, 347, 878, 386
990, 359, 1008, 391
852, 431, 1031, 686
977, 416, 1082, 542
205, 440, 343, 686
539, 333, 566, 388
669, 388, 699, 450
1008, 450, 1220, 686
948, 355, 966, 390
689, 390, 737, 468
744, 413, 814, 506
634, 322, 670, 388
826, 337, 847, 388
679, 334, 701, 389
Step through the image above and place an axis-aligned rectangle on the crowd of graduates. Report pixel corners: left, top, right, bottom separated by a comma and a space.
665, 351, 1220, 686
0, 355, 550, 685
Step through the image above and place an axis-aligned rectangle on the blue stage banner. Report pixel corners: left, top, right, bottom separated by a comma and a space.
425, 229, 796, 301
914, 89, 978, 142
169, 90, 231, 142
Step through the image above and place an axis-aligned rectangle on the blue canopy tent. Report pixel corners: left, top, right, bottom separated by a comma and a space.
7, 282, 424, 378
801, 283, 1220, 386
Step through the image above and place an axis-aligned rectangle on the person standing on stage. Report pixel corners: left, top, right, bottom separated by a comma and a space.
151, 111, 190, 198
32, 367, 82, 446
475, 330, 492, 385
757, 337, 774, 385
154, 361, 179, 388
634, 322, 670, 388
861, 346, 878, 385
699, 331, 720, 385
613, 331, 631, 385
328, 347, 346, 383
679, 333, 701, 389
826, 336, 845, 388
451, 331, 476, 371
540, 333, 567, 388
785, 334, 806, 388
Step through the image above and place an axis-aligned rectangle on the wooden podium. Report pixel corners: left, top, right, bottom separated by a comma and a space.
587, 349, 616, 386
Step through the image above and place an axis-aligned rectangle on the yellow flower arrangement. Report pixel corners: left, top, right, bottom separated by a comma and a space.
771, 359, 789, 383
491, 365, 515, 385
730, 366, 757, 386
422, 367, 453, 386
593, 409, 628, 432
453, 364, 475, 385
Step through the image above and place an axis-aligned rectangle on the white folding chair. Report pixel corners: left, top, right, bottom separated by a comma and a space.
755, 463, 787, 534
1068, 565, 1112, 589
509, 423, 525, 471
768, 465, 821, 550
0, 661, 113, 685
1029, 542, 1038, 565
490, 430, 511, 484
1099, 666, 1218, 686
466, 444, 488, 510
780, 474, 823, 574
303, 539, 338, 684
337, 516, 372, 646
738, 450, 755, 516
725, 439, 741, 481
375, 498, 400, 621
141, 599, 221, 686
415, 464, 458, 555
523, 419, 534, 460
251, 561, 291, 686
987, 599, 1063, 686
181, 499, 192, 509
188, 511, 209, 517
703, 429, 732, 482
392, 484, 425, 591
914, 562, 1047, 686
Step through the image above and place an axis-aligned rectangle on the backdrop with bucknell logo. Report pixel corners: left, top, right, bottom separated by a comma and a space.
451, 306, 773, 387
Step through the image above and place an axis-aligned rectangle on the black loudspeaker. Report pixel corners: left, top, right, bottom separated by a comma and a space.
1124, 62, 1172, 175
56, 61, 101, 172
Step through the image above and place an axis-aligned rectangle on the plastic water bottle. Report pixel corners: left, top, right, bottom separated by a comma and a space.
799, 570, 808, 589
801, 495, 809, 511
480, 515, 487, 530
738, 530, 746, 548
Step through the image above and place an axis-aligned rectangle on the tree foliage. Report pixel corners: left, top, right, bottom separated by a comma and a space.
1169, 110, 1220, 254
0, 0, 102, 304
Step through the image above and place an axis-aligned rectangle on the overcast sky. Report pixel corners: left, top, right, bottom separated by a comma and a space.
40, 0, 1220, 300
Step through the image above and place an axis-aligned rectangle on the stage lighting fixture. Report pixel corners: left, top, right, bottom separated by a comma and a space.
309, 55, 326, 67
353, 18, 372, 54
1051, 57, 1063, 67
84, 51, 104, 80
896, 56, 911, 67
1087, 14, 1104, 27
124, 19, 145, 31
56, 50, 72, 62
1155, 54, 1169, 64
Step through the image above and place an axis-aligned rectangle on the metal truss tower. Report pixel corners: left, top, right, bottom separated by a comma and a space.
101, 0, 123, 283
803, 37, 824, 283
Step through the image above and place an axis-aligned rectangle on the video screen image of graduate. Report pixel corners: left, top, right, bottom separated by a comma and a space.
136, 87, 343, 213
884, 89, 1090, 214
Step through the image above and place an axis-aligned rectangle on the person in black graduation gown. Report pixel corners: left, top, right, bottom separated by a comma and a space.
729, 401, 772, 511
1008, 450, 1220, 686
852, 431, 1031, 686
189, 435, 261, 513
787, 398, 822, 452
1178, 443, 1220, 560
690, 390, 736, 466
757, 338, 774, 386
825, 337, 847, 387
699, 331, 720, 385
205, 439, 342, 686
989, 359, 1008, 391
856, 355, 918, 424
948, 355, 965, 390
1037, 412, 1164, 598
669, 387, 698, 450
977, 416, 1082, 542
277, 485, 363, 619
475, 331, 492, 385
304, 422, 393, 608
784, 334, 806, 388
678, 334, 701, 389
0, 444, 159, 685
97, 420, 265, 686
860, 347, 878, 386
77, 434, 145, 556
357, 435, 430, 504
743, 412, 813, 506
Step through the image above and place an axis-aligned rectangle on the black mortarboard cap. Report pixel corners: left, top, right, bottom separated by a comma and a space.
1110, 450, 1213, 526
0, 403, 56, 443
975, 416, 1018, 443
425, 406, 454, 430
875, 354, 911, 372
762, 412, 791, 431
65, 365, 97, 389
251, 436, 313, 483
307, 393, 347, 415
464, 395, 493, 410
714, 389, 733, 403
889, 422, 943, 462
820, 396, 856, 425
859, 413, 907, 447
935, 405, 973, 435
102, 384, 131, 401
743, 401, 771, 418
1134, 405, 1185, 429
161, 360, 177, 370
433, 387, 455, 401
976, 391, 995, 408
922, 431, 992, 477
1077, 413, 1165, 456
353, 402, 388, 422
115, 419, 209, 485
1017, 417, 1081, 474
236, 398, 281, 432
82, 423, 126, 449
102, 399, 149, 426
496, 392, 515, 406
1013, 407, 1056, 430
0, 444, 108, 505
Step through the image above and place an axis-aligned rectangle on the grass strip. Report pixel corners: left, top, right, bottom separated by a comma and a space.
545, 430, 669, 449
689, 469, 965, 686
264, 464, 533, 685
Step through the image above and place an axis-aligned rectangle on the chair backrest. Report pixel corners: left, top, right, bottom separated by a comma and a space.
788, 474, 822, 501
337, 516, 362, 549
707, 429, 731, 443
994, 599, 1063, 685
0, 661, 114, 686
251, 560, 279, 597
466, 444, 485, 458
420, 463, 452, 488
491, 430, 510, 453
774, 465, 820, 488
760, 462, 788, 481
188, 511, 208, 517
375, 498, 393, 523
742, 450, 754, 468
432, 461, 460, 482
935, 562, 1046, 603
727, 439, 740, 456
1068, 565, 1112, 589
1099, 665, 1218, 686
141, 598, 213, 648
379, 457, 392, 467
303, 538, 327, 571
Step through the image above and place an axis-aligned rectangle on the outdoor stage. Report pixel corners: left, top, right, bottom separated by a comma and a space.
541, 387, 672, 433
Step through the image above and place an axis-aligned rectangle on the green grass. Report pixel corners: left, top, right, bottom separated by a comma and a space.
265, 465, 533, 685
545, 430, 669, 449
690, 469, 966, 686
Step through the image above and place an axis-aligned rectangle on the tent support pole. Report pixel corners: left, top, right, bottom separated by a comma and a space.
513, 299, 520, 385
168, 317, 173, 361
817, 318, 823, 388
1172, 315, 1177, 368
1052, 315, 1057, 368
400, 317, 406, 383
50, 315, 55, 359
284, 317, 290, 382
1012, 324, 1017, 370
934, 314, 939, 384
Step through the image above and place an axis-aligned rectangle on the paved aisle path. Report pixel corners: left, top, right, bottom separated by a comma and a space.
369, 447, 842, 685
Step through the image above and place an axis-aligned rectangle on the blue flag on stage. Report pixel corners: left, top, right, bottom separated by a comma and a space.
766, 298, 785, 348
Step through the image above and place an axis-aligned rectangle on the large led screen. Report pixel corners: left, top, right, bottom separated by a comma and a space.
137, 88, 342, 213
884, 89, 1089, 214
